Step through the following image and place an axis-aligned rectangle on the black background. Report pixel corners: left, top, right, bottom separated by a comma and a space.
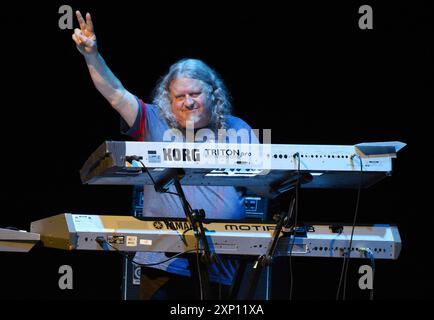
0, 0, 432, 302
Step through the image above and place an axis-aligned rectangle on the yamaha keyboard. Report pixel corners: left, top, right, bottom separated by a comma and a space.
31, 214, 401, 260
80, 141, 405, 189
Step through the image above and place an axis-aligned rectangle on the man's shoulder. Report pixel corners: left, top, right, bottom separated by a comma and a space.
224, 115, 260, 143
140, 101, 158, 111
225, 115, 252, 130
139, 101, 161, 119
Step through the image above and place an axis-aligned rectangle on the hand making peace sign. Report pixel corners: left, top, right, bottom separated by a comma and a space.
72, 11, 97, 56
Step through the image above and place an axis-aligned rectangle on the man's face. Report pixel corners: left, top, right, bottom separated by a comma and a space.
169, 77, 212, 129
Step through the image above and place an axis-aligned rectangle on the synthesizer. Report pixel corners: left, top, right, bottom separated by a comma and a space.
31, 213, 401, 260
80, 141, 405, 189
0, 228, 40, 252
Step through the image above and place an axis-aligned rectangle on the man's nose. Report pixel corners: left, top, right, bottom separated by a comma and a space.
184, 95, 194, 106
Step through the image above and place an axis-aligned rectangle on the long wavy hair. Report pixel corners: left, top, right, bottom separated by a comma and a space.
152, 58, 232, 129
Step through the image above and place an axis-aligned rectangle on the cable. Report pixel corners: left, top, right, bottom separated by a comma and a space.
137, 157, 206, 299
213, 250, 238, 300
131, 155, 222, 299
360, 248, 375, 300
288, 152, 301, 300
135, 159, 193, 211
135, 158, 194, 215
336, 154, 363, 300
194, 238, 230, 300
131, 158, 195, 245
133, 249, 202, 267
1, 226, 20, 230
342, 156, 364, 300
124, 157, 157, 189
195, 242, 204, 300
95, 237, 120, 252
179, 227, 193, 246
96, 235, 203, 268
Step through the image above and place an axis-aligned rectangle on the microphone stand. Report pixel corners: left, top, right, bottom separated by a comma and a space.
172, 178, 215, 300
154, 167, 215, 300
243, 194, 297, 299
130, 160, 216, 300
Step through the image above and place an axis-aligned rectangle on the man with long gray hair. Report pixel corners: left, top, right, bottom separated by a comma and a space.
72, 10, 258, 299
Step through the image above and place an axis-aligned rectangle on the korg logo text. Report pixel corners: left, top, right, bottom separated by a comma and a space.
163, 148, 200, 161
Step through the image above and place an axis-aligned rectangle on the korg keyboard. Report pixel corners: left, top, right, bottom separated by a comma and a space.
80, 141, 405, 189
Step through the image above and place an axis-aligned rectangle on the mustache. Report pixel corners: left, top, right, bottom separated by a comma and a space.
184, 103, 197, 110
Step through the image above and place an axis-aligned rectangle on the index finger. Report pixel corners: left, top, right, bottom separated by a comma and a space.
86, 12, 94, 33
75, 10, 87, 32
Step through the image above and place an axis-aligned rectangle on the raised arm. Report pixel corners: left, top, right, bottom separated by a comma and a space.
72, 11, 138, 127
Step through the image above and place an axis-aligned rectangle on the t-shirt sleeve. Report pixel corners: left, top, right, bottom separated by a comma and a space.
228, 116, 260, 144
120, 96, 147, 141
246, 122, 260, 144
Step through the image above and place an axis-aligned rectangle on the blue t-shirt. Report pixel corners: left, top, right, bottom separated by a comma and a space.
121, 97, 257, 285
